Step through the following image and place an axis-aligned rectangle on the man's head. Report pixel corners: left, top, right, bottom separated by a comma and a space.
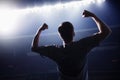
58, 21, 75, 44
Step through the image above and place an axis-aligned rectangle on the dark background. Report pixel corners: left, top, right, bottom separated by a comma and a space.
0, 0, 120, 80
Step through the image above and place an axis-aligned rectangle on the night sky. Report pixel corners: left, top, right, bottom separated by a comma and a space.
0, 0, 120, 80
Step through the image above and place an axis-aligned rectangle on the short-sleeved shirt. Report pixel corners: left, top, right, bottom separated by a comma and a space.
33, 33, 102, 80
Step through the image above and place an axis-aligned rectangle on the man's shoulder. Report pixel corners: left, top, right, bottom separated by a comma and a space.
73, 34, 98, 45
77, 34, 100, 42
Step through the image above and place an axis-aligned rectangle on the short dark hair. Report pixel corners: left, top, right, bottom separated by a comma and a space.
58, 22, 74, 42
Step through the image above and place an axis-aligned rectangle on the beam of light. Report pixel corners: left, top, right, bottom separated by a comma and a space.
0, 8, 22, 37
96, 0, 106, 4
0, 0, 105, 39
26, 0, 106, 11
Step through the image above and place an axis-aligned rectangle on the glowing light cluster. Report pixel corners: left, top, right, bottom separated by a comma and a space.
0, 8, 22, 37
0, 0, 105, 37
21, 0, 106, 13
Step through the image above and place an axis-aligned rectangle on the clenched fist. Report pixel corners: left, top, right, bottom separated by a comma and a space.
40, 23, 48, 31
82, 10, 95, 17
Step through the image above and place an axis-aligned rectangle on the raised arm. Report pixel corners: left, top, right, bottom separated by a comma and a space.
83, 10, 112, 40
31, 23, 48, 51
31, 23, 60, 60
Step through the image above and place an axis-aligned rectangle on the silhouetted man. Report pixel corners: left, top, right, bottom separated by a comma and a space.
31, 10, 112, 80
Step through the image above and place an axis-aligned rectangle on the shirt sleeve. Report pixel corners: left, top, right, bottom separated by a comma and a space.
32, 45, 62, 61
85, 33, 102, 47
78, 33, 103, 49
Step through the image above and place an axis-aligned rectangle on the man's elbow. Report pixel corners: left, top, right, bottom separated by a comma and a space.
106, 28, 112, 37
108, 28, 112, 35
103, 28, 112, 39
31, 47, 37, 52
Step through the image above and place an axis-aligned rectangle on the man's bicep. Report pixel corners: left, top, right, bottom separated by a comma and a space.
80, 33, 103, 47
87, 33, 106, 47
32, 46, 48, 55
32, 46, 58, 58
93, 33, 106, 43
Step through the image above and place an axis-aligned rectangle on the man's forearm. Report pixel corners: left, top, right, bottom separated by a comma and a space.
32, 30, 41, 48
31, 23, 48, 50
92, 14, 112, 36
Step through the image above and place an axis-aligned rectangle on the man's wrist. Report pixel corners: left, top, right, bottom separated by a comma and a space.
91, 13, 96, 18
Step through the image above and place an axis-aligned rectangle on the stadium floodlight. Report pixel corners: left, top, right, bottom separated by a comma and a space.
22, 0, 106, 12
0, 0, 105, 37
96, 0, 106, 4
0, 8, 21, 37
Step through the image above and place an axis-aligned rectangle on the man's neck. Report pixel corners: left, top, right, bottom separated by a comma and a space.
63, 41, 73, 48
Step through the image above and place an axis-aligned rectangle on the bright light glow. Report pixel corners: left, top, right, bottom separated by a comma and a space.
80, 0, 105, 5
96, 0, 106, 4
0, 8, 22, 37
21, 0, 106, 12
0, 0, 105, 38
